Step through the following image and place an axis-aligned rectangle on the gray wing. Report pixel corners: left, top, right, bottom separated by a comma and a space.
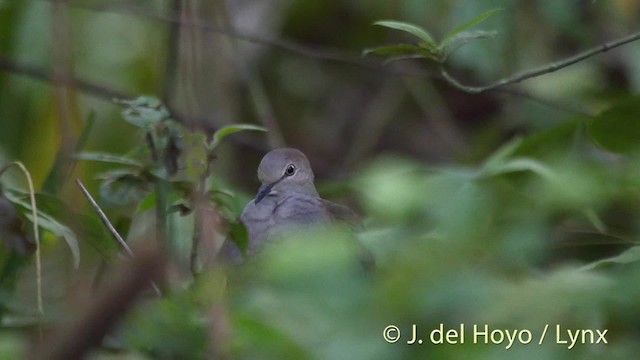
322, 199, 363, 230
273, 193, 332, 225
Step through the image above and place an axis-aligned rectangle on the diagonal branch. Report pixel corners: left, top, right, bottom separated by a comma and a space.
440, 31, 640, 94
75, 179, 161, 296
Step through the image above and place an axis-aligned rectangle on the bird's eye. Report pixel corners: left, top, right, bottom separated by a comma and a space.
284, 164, 296, 176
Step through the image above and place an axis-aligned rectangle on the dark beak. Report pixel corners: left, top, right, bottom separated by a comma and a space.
254, 183, 274, 204
254, 174, 288, 204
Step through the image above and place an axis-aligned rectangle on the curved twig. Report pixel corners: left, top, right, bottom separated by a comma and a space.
440, 31, 640, 94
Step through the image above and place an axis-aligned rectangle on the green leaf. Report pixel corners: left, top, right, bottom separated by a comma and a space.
4, 192, 80, 268
74, 152, 144, 167
97, 169, 150, 205
442, 30, 498, 58
115, 96, 170, 128
228, 222, 248, 252
441, 8, 502, 46
373, 20, 436, 48
26, 212, 80, 268
582, 246, 640, 271
363, 43, 431, 57
480, 157, 557, 180
513, 117, 584, 158
482, 137, 523, 170
363, 43, 443, 64
587, 96, 640, 154
209, 124, 266, 150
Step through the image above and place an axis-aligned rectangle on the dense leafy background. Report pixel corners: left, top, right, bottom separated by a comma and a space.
1, 0, 640, 359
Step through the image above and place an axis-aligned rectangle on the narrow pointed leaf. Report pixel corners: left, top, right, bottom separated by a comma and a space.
441, 8, 502, 46
210, 124, 266, 149
74, 152, 144, 167
443, 30, 498, 54
373, 21, 436, 48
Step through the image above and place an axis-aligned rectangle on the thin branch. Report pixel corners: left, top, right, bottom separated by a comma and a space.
14, 1, 623, 119
0, 56, 268, 151
0, 56, 131, 100
75, 179, 161, 296
440, 31, 640, 94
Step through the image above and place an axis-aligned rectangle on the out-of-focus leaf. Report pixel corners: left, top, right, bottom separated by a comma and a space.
209, 189, 239, 220
74, 152, 144, 167
25, 212, 79, 268
441, 8, 502, 46
115, 96, 170, 128
97, 169, 150, 205
232, 315, 311, 360
482, 137, 523, 169
136, 192, 157, 214
588, 96, 640, 154
136, 186, 185, 214
209, 124, 266, 150
513, 117, 585, 158
584, 208, 607, 233
0, 193, 32, 255
4, 192, 80, 268
228, 222, 248, 252
480, 157, 557, 180
357, 157, 429, 222
0, 333, 26, 359
442, 30, 498, 58
31, 193, 117, 258
123, 295, 207, 359
582, 246, 640, 270
531, 160, 610, 211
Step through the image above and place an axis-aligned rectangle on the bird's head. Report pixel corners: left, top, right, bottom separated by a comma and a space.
254, 148, 317, 203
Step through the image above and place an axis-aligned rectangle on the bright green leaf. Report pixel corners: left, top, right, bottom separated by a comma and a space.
441, 8, 502, 46
210, 124, 266, 150
373, 20, 436, 48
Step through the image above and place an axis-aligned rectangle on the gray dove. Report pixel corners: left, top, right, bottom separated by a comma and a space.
220, 148, 359, 261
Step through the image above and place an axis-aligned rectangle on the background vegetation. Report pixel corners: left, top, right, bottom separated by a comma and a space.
1, 0, 640, 359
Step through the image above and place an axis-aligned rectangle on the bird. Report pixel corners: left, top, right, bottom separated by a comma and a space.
219, 148, 360, 262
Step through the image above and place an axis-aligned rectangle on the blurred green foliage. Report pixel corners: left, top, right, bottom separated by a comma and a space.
0, 0, 640, 359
